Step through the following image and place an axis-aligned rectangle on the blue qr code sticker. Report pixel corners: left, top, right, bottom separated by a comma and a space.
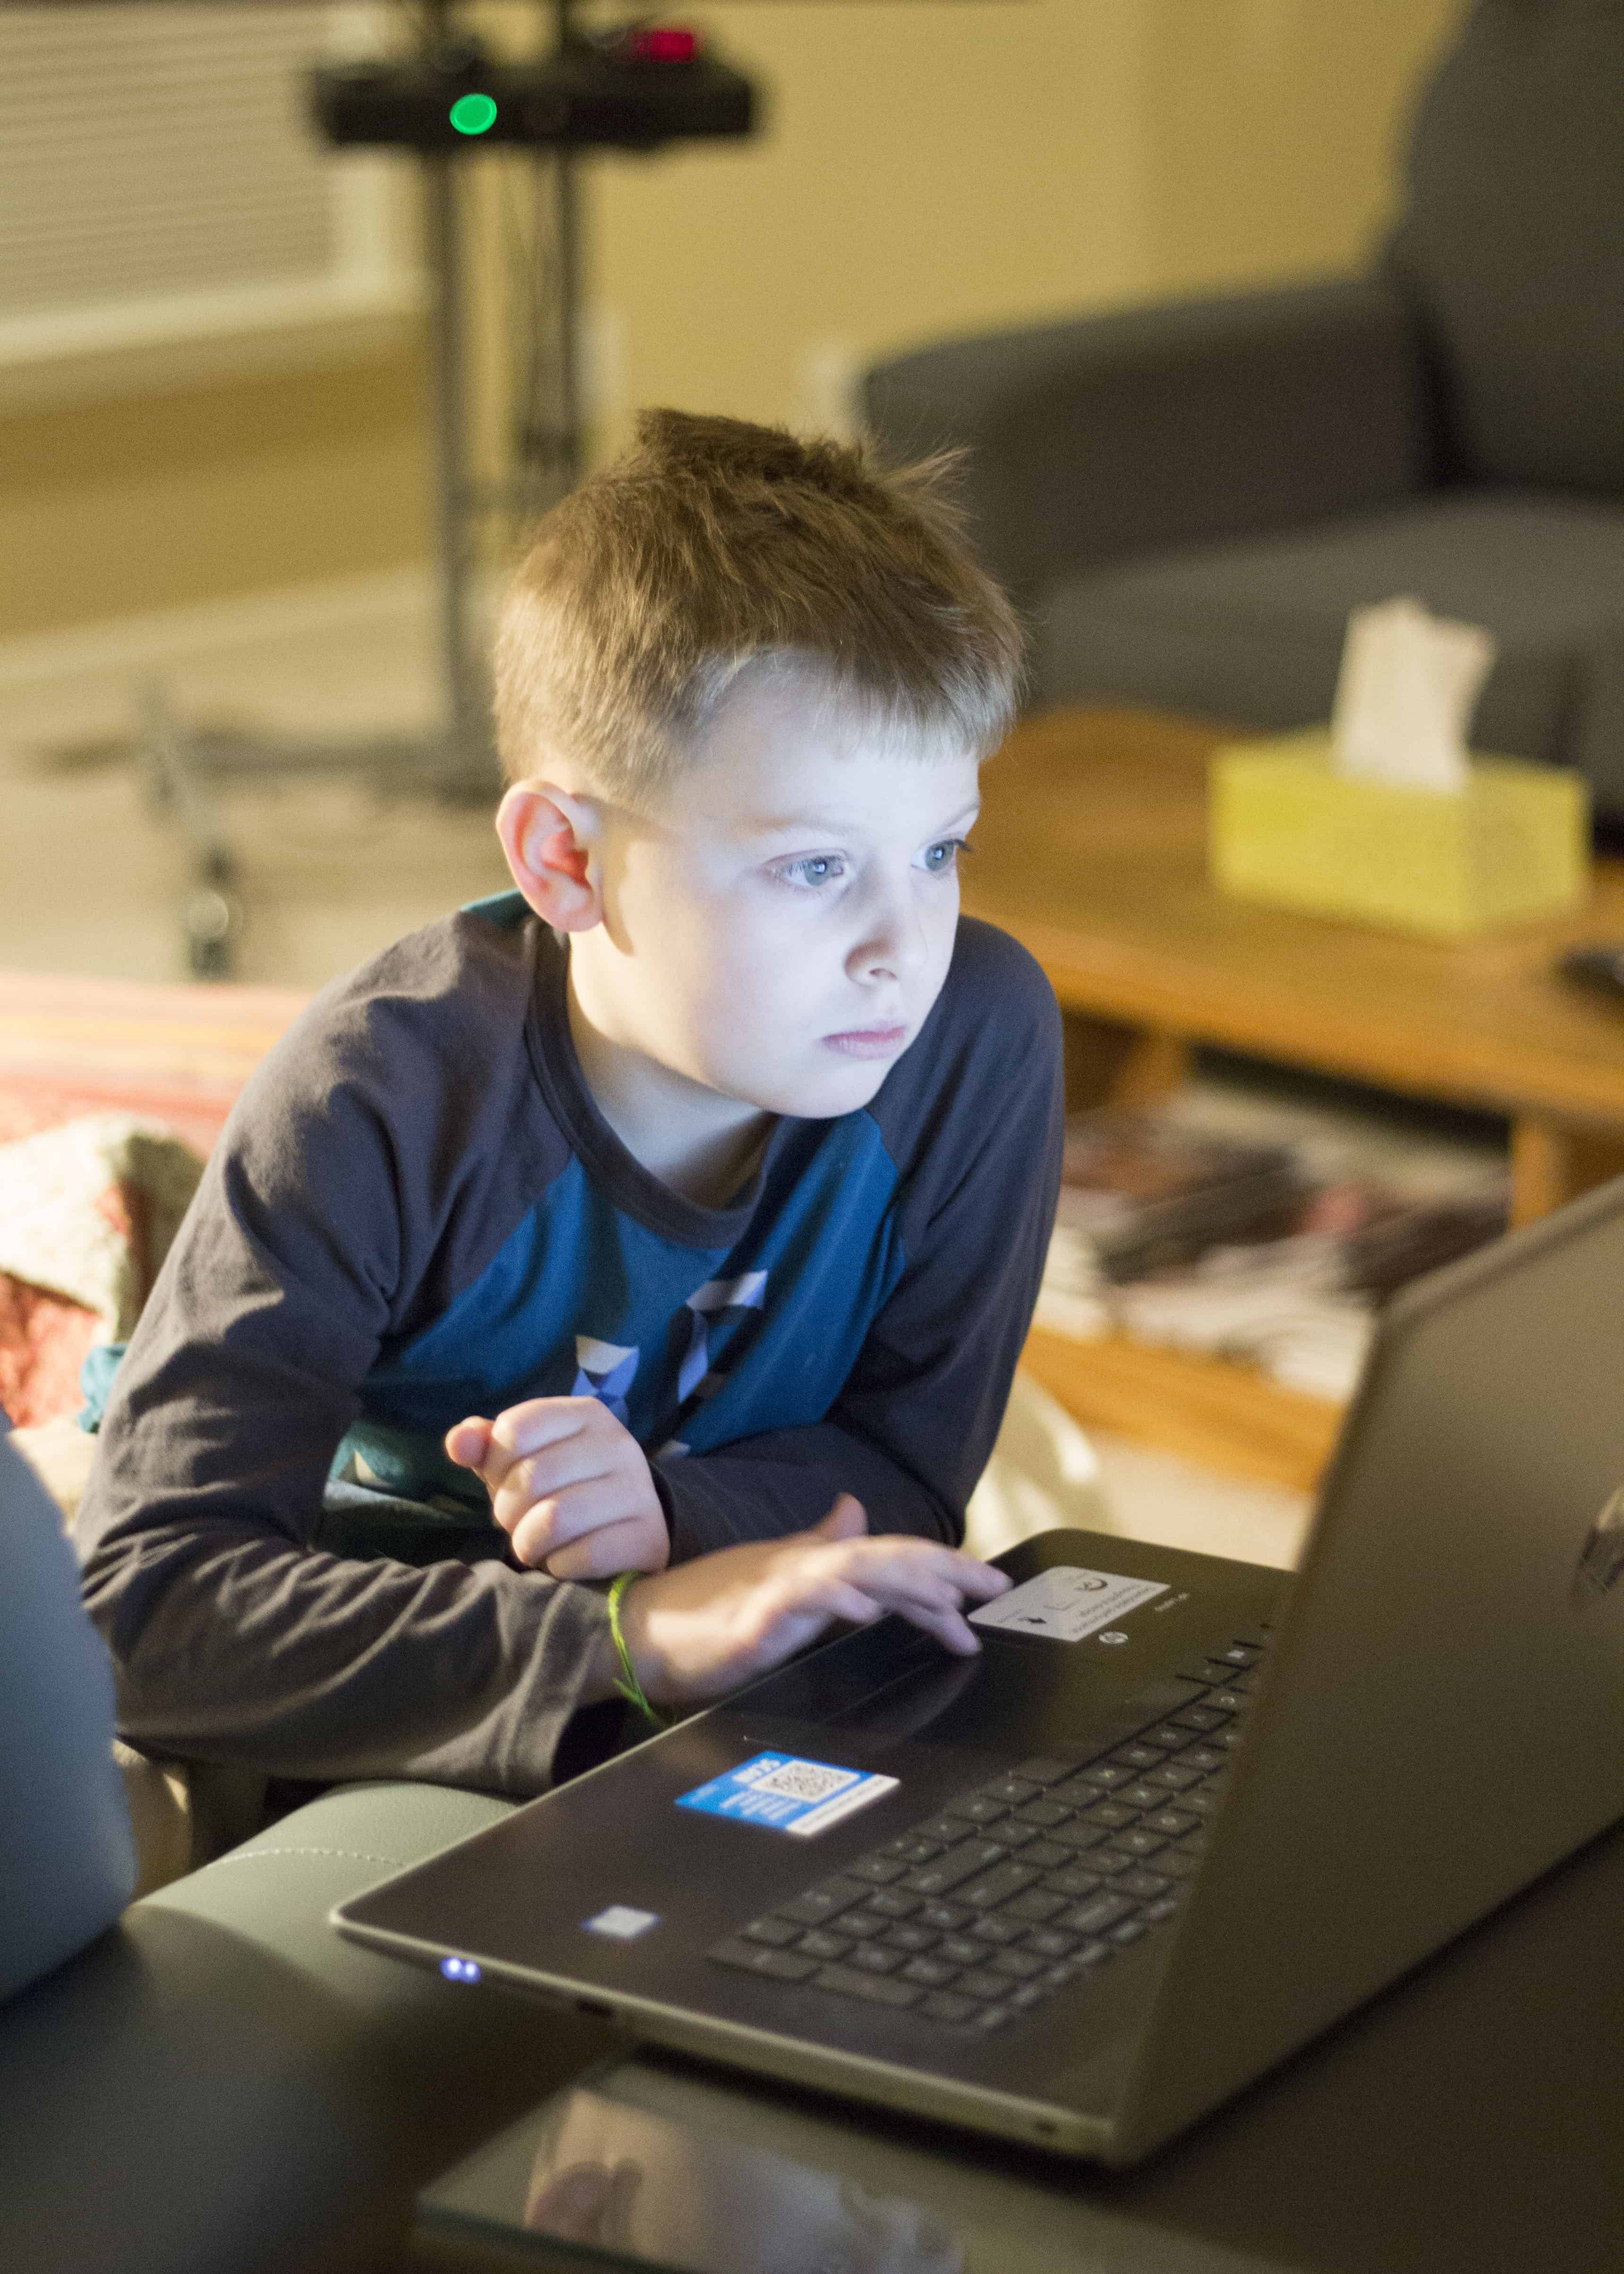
676, 1752, 898, 1837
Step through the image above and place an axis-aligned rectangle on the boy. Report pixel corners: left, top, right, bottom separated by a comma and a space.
75, 412, 1063, 1796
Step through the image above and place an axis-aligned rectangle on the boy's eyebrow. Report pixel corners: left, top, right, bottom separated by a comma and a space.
742, 800, 982, 841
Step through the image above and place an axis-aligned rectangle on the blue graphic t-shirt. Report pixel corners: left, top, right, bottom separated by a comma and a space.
74, 898, 1063, 1795
346, 1012, 911, 1512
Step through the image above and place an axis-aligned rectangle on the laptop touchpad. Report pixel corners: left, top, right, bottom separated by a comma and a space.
740, 1621, 1104, 1755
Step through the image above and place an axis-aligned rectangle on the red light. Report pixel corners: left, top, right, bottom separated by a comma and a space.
629, 27, 698, 63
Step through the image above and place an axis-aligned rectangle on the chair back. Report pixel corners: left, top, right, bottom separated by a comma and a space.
1386, 0, 1624, 496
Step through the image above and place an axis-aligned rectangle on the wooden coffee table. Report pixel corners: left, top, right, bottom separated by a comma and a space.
965, 707, 1624, 1492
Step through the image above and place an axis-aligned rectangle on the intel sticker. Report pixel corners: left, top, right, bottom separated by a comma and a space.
676, 1752, 898, 1838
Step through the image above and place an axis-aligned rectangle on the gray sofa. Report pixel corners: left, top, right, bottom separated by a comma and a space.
0, 1436, 604, 2274
862, 0, 1624, 815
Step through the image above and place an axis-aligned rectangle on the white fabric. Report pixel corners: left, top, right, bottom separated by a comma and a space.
965, 1368, 1108, 1560
0, 1114, 203, 1338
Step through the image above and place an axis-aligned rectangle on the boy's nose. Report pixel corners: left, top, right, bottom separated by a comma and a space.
849, 882, 929, 982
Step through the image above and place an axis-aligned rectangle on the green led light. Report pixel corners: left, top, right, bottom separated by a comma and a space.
449, 92, 498, 136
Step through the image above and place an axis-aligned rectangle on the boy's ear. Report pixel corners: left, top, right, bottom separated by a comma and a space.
496, 783, 603, 932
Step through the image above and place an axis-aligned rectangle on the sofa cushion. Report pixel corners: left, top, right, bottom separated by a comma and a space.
1386, 0, 1624, 495
0, 1778, 609, 2274
861, 277, 1428, 608
1034, 492, 1624, 815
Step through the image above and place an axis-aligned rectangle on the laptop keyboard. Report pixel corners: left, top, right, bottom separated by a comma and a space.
708, 1637, 1266, 2036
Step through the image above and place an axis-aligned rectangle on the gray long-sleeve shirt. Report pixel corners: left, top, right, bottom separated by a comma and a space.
74, 900, 1063, 1797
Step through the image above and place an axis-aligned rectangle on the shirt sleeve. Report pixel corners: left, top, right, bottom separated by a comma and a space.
654, 927, 1065, 1559
73, 979, 612, 1801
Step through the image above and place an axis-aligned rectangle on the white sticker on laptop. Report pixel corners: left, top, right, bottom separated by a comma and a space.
676, 1752, 898, 1837
971, 1566, 1168, 1643
583, 1904, 660, 1940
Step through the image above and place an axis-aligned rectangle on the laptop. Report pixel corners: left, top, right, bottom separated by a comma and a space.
334, 1176, 1624, 2166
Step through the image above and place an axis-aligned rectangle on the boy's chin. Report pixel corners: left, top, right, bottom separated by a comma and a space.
748, 1054, 895, 1122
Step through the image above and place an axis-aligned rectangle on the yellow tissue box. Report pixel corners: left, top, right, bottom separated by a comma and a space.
1209, 730, 1590, 941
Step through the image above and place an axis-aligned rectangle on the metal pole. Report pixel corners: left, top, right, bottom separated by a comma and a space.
424, 154, 485, 790
513, 0, 585, 519
555, 148, 583, 490
553, 0, 582, 490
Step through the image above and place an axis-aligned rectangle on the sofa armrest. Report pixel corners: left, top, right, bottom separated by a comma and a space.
861, 276, 1430, 607
0, 1781, 609, 2274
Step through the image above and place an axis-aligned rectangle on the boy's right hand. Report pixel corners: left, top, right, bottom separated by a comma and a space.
445, 1397, 669, 1579
611, 1494, 1012, 1707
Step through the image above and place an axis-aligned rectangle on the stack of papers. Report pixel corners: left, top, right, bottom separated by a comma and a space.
1036, 1096, 1508, 1403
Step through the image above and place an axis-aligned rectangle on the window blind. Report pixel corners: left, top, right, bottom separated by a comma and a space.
0, 5, 414, 391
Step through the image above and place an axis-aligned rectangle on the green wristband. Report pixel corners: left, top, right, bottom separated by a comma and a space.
606, 1570, 666, 1729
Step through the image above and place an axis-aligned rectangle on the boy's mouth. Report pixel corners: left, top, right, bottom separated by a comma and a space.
823, 1024, 909, 1059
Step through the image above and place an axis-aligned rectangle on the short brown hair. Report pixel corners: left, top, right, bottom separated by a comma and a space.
493, 409, 1024, 803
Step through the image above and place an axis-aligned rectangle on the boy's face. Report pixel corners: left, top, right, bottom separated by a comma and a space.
561, 676, 981, 1124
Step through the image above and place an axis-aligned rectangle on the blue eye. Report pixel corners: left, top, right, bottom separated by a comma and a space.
777, 855, 845, 889
922, 838, 969, 874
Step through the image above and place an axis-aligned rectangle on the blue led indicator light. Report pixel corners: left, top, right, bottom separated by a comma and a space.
440, 1955, 482, 1983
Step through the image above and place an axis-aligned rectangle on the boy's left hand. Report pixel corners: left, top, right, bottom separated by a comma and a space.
444, 1397, 669, 1579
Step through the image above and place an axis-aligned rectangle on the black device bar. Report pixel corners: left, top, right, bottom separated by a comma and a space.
312, 44, 756, 154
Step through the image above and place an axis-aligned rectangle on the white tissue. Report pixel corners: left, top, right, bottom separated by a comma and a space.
1330, 596, 1496, 795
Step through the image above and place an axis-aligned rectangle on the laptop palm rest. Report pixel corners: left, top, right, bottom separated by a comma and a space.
731, 1528, 1284, 1760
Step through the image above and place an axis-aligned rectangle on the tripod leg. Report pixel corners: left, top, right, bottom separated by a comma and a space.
141, 687, 244, 981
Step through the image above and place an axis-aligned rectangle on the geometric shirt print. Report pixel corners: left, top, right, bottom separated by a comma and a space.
658, 1269, 769, 1457
676, 1270, 768, 1402
570, 1335, 639, 1425
568, 1272, 768, 1455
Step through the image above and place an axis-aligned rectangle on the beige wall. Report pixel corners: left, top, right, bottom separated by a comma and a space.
587, 0, 1463, 443
0, 0, 1465, 641
0, 353, 430, 639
